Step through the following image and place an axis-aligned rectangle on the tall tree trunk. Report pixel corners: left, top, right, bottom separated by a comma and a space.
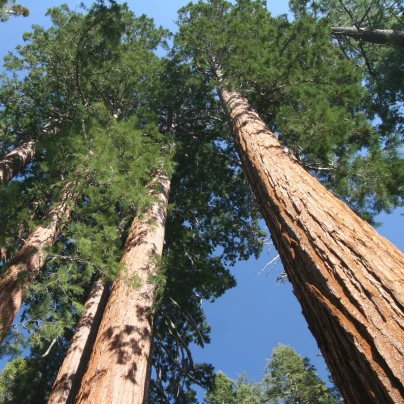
48, 278, 110, 404
75, 172, 170, 404
217, 85, 404, 403
0, 140, 36, 187
0, 182, 77, 343
331, 26, 404, 46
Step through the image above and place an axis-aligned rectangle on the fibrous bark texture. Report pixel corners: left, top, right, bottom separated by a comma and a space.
0, 140, 36, 187
0, 183, 76, 343
48, 278, 110, 404
75, 173, 170, 404
331, 26, 404, 46
218, 86, 404, 404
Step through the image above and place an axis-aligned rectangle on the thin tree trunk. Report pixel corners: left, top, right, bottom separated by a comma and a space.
75, 172, 170, 404
48, 278, 110, 404
0, 248, 6, 263
0, 182, 77, 344
217, 84, 404, 403
331, 26, 404, 46
0, 140, 36, 187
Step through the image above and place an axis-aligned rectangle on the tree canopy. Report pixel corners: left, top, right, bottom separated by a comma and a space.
0, 0, 403, 402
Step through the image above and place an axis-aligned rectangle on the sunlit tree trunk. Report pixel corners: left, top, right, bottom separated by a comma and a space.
331, 26, 404, 46
48, 278, 110, 404
0, 182, 77, 343
75, 172, 170, 404
0, 140, 36, 187
0, 248, 6, 263
217, 84, 404, 404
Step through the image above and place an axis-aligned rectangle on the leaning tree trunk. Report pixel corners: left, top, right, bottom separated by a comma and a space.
75, 172, 170, 404
331, 26, 404, 46
48, 278, 110, 404
0, 140, 36, 187
0, 182, 77, 343
217, 84, 404, 403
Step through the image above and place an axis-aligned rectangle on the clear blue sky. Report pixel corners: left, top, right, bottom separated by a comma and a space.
1, 0, 403, 400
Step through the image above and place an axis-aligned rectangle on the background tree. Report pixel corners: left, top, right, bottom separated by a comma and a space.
205, 372, 261, 404
204, 345, 340, 404
263, 344, 339, 404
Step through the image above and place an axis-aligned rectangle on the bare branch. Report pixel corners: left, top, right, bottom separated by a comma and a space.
41, 337, 57, 358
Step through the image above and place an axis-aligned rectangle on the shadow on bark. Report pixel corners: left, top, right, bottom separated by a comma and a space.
51, 281, 110, 404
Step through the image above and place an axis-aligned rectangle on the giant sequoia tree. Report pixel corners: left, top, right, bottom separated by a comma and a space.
175, 0, 404, 402
75, 173, 171, 404
0, 2, 265, 402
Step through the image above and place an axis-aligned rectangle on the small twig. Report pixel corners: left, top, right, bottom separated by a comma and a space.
0, 319, 42, 332
257, 254, 281, 276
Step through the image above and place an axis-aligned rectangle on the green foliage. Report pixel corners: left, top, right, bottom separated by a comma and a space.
204, 345, 341, 404
290, 0, 404, 148
174, 0, 404, 221
263, 344, 338, 403
142, 56, 266, 401
205, 372, 261, 404
0, 339, 68, 404
0, 357, 33, 403
0, 0, 171, 375
3, 0, 401, 401
0, 2, 267, 402
0, 0, 29, 22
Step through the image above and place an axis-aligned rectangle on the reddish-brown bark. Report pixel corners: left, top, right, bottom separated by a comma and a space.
0, 140, 36, 187
48, 278, 110, 404
218, 86, 404, 403
75, 172, 170, 404
0, 183, 77, 343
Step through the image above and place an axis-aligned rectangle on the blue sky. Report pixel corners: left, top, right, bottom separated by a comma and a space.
1, 0, 403, 400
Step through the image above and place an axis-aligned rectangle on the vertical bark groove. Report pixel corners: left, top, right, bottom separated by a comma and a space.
0, 183, 77, 343
75, 172, 170, 404
48, 278, 110, 404
0, 140, 36, 187
218, 86, 404, 403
